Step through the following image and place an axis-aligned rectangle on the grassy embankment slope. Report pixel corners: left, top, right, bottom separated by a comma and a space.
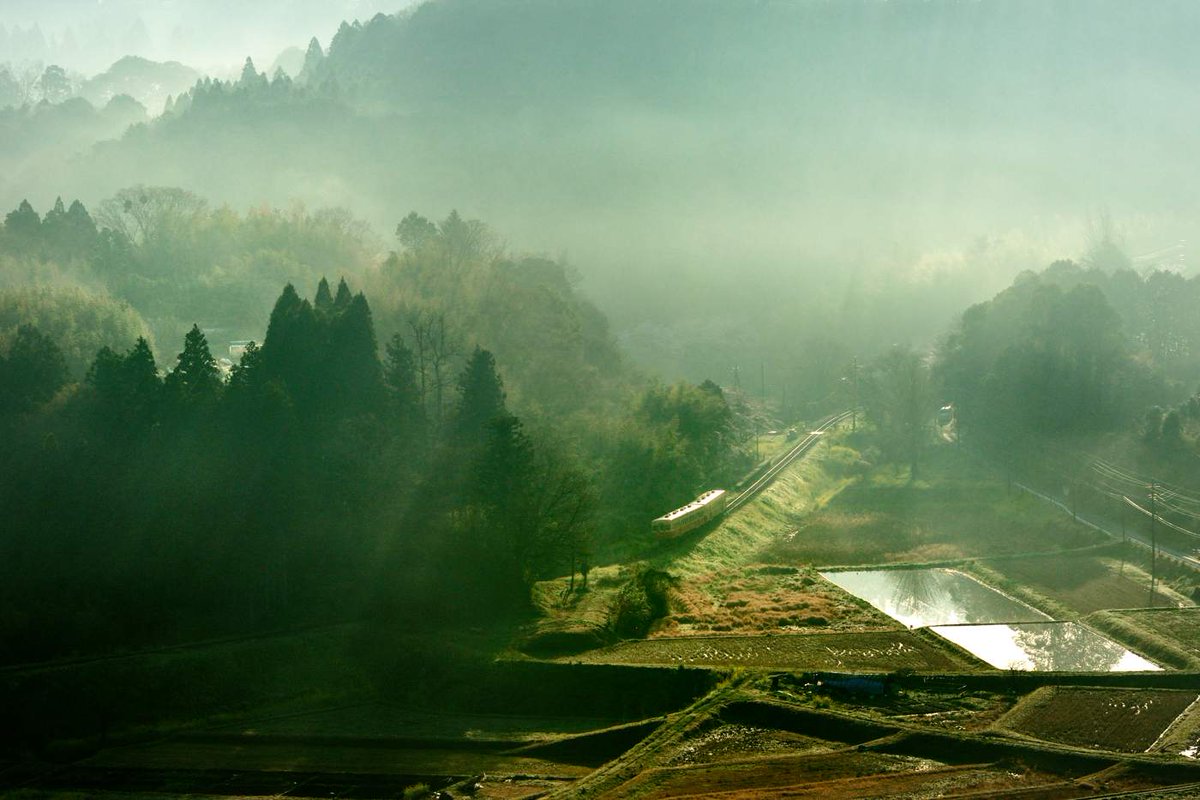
529, 432, 1197, 663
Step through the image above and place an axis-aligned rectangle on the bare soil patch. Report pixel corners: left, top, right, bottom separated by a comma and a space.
995, 686, 1199, 752
563, 630, 982, 671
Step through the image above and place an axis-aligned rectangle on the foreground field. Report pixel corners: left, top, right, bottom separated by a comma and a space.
994, 687, 1199, 752
561, 630, 982, 671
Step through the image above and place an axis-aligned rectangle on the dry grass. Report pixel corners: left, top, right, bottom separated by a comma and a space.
657, 567, 894, 637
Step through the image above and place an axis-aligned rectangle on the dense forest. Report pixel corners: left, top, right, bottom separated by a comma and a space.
0, 195, 760, 664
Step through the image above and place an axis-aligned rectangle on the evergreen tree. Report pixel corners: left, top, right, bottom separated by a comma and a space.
298, 37, 325, 85
454, 346, 506, 439
166, 324, 221, 402
384, 332, 421, 426
328, 292, 384, 414
125, 337, 162, 408
64, 199, 97, 251
87, 336, 161, 429
239, 56, 260, 86
0, 324, 67, 414
4, 199, 40, 247
261, 284, 319, 411
314, 276, 334, 312
334, 277, 352, 308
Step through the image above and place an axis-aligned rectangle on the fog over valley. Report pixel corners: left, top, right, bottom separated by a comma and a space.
4, 4, 1200, 797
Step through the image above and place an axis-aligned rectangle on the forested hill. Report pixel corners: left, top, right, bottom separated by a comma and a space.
9, 0, 1200, 386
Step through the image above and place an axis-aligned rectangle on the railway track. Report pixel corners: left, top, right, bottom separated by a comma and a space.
726, 410, 853, 514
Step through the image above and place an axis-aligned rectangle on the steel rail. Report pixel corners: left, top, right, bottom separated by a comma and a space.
726, 410, 853, 514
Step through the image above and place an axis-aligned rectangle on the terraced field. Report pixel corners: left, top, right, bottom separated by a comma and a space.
994, 687, 1200, 752
562, 630, 983, 671
992, 553, 1185, 614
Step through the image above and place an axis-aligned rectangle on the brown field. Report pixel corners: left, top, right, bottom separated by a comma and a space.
994, 554, 1184, 615
562, 630, 983, 671
656, 566, 897, 637
660, 723, 835, 766
995, 687, 1199, 752
605, 749, 1066, 800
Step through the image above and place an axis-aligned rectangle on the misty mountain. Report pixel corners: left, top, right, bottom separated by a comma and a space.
5, 0, 1199, 385
80, 56, 200, 115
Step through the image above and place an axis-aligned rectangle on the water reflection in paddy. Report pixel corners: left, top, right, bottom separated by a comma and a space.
931, 622, 1161, 672
820, 568, 1050, 627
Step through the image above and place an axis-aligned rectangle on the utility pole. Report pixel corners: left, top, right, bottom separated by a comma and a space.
1149, 481, 1158, 607
848, 356, 860, 432
1119, 496, 1127, 575
761, 361, 766, 405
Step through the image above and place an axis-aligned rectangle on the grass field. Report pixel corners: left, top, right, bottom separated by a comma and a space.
994, 686, 1199, 752
989, 553, 1187, 615
1087, 608, 1200, 670
761, 445, 1106, 568
561, 630, 982, 671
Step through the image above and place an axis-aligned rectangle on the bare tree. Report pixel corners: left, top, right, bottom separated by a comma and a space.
406, 308, 461, 429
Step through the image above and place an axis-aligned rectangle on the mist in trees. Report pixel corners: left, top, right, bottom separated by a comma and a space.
8, 1, 1200, 395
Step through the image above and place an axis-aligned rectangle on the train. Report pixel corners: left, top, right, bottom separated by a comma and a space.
651, 489, 728, 537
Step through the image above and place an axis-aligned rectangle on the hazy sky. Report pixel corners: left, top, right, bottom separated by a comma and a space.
1, 0, 416, 75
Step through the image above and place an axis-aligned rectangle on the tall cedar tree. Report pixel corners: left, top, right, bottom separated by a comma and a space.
166, 324, 221, 402
454, 346, 506, 439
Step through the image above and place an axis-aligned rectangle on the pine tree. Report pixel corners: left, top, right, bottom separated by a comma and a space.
166, 324, 221, 401
329, 292, 384, 414
87, 336, 161, 429
4, 199, 40, 245
384, 332, 421, 426
454, 346, 506, 439
240, 56, 260, 86
314, 277, 334, 312
125, 337, 160, 398
64, 199, 97, 254
261, 284, 319, 411
334, 277, 352, 308
298, 37, 325, 85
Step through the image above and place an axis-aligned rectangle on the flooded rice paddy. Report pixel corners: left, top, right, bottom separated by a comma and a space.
823, 568, 1160, 672
820, 568, 1050, 627
931, 622, 1160, 672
